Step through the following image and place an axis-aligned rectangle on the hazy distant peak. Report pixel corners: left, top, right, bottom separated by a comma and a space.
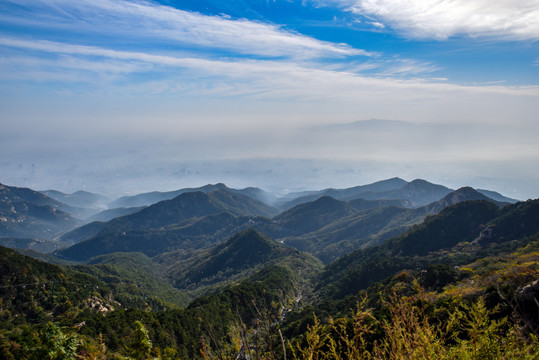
201, 183, 229, 191
406, 178, 446, 188
477, 189, 519, 203
438, 186, 486, 203
171, 190, 208, 201
314, 195, 340, 203
423, 186, 505, 214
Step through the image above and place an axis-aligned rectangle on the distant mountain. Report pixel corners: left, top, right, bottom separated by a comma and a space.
273, 196, 358, 236
1, 183, 64, 208
1, 182, 84, 215
277, 178, 451, 209
477, 189, 519, 203
235, 186, 278, 205
55, 211, 278, 261
86, 206, 146, 222
108, 183, 276, 208
40, 189, 109, 210
162, 229, 322, 294
276, 177, 408, 209
325, 177, 409, 201
108, 183, 225, 208
0, 183, 81, 240
55, 185, 515, 263
424, 186, 509, 214
58, 191, 422, 262
97, 189, 278, 235
278, 187, 510, 264
347, 198, 410, 211
359, 179, 453, 207
282, 206, 425, 264
57, 221, 107, 246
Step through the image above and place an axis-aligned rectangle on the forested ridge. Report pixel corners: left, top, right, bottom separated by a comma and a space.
1, 180, 538, 359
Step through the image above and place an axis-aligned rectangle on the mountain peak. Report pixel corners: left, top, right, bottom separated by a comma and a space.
225, 228, 275, 250
407, 179, 441, 188
313, 195, 342, 207
202, 183, 229, 191
424, 186, 501, 214
167, 229, 286, 290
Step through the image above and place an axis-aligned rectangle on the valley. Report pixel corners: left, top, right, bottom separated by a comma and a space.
0, 178, 537, 359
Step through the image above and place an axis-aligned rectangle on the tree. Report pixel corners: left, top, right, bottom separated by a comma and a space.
126, 321, 153, 360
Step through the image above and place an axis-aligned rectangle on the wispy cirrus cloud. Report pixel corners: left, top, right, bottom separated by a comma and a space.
2, 35, 539, 142
0, 0, 368, 59
3, 37, 538, 102
317, 0, 539, 40
1, 1, 538, 199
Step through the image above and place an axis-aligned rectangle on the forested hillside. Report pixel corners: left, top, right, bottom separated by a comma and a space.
1, 180, 537, 359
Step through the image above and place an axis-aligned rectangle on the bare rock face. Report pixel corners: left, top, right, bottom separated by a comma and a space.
517, 279, 539, 331
85, 296, 118, 313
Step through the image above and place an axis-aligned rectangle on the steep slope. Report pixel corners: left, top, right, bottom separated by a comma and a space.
274, 196, 358, 235
162, 229, 322, 294
0, 183, 81, 240
283, 206, 424, 263
1, 183, 66, 209
73, 252, 188, 307
384, 200, 500, 257
476, 198, 539, 244
0, 245, 114, 327
317, 199, 539, 300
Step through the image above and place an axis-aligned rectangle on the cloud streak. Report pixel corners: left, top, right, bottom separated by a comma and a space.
1, 0, 538, 199
3, 37, 538, 99
322, 0, 539, 40
1, 0, 368, 59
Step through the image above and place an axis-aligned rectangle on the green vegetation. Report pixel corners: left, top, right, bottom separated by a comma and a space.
73, 252, 189, 308
0, 183, 82, 240
2, 196, 538, 359
162, 229, 322, 299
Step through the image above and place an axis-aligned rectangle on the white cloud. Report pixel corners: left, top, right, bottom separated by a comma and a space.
369, 21, 385, 29
2, 35, 539, 151
323, 0, 539, 40
2, 36, 538, 104
1, 0, 368, 58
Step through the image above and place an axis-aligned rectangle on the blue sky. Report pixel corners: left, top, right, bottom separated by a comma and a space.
1, 0, 538, 199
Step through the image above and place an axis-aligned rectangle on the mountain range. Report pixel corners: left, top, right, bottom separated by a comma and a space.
0, 178, 517, 265
0, 183, 82, 240
0, 177, 537, 359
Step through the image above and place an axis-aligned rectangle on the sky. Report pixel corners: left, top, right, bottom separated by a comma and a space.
1, 0, 538, 199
